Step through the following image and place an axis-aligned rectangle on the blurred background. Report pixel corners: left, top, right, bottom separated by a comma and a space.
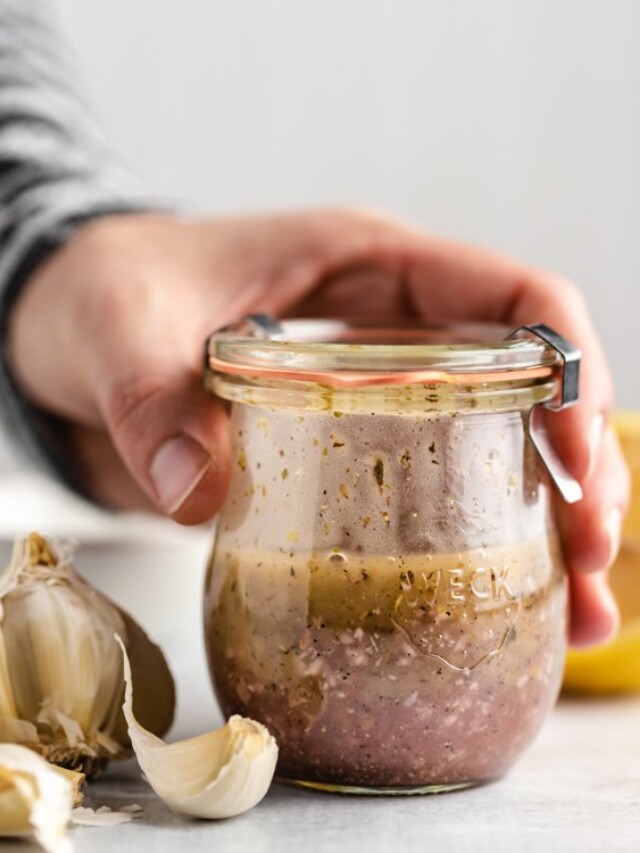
50, 0, 640, 406
1, 0, 639, 733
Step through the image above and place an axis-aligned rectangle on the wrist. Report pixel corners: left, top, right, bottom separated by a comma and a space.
6, 212, 164, 425
0, 210, 164, 499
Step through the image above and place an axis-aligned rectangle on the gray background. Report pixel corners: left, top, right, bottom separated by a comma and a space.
51, 0, 639, 405
2, 0, 639, 471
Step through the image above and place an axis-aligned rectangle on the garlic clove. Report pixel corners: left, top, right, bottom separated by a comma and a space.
0, 533, 175, 775
117, 637, 278, 819
0, 743, 74, 853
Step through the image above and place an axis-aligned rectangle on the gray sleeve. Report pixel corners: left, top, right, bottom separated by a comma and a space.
0, 0, 156, 494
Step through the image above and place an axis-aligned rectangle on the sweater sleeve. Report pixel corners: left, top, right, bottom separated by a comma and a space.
0, 0, 156, 491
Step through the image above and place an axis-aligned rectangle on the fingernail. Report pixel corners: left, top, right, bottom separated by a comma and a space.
150, 434, 212, 513
605, 507, 623, 569
587, 412, 606, 479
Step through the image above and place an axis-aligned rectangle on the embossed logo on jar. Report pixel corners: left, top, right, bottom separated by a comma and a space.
394, 563, 521, 673
399, 565, 516, 607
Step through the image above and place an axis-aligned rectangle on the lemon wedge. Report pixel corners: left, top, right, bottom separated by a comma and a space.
563, 411, 640, 694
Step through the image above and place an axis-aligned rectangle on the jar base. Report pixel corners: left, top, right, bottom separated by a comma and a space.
276, 776, 482, 796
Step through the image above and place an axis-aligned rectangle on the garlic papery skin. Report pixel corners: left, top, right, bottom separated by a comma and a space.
0, 743, 73, 853
117, 636, 278, 819
53, 766, 85, 807
0, 533, 175, 775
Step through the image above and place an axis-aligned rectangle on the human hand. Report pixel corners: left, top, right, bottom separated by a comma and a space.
7, 210, 629, 645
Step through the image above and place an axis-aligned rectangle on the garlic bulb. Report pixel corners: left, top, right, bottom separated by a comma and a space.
0, 743, 76, 853
118, 637, 278, 819
0, 533, 175, 775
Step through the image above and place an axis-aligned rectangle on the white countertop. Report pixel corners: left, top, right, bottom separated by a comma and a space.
1, 477, 639, 853
51, 695, 640, 853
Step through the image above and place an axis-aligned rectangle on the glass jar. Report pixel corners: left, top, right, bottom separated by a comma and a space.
203, 318, 577, 794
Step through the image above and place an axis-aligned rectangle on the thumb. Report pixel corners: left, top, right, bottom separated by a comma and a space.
100, 368, 230, 525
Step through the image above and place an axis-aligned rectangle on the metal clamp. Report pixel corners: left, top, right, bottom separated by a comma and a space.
508, 323, 583, 504
508, 323, 581, 411
241, 313, 286, 339
211, 313, 285, 340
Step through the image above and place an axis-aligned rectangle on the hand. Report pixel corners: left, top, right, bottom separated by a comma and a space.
8, 210, 629, 646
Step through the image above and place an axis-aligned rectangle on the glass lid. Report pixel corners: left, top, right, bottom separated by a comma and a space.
206, 316, 578, 399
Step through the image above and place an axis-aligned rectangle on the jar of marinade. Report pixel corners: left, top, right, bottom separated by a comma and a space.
203, 316, 580, 794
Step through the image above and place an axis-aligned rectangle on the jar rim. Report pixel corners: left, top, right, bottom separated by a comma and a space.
206, 318, 561, 391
